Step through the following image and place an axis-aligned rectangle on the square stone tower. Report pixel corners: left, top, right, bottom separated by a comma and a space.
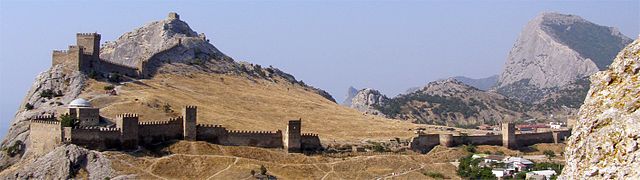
76, 33, 101, 71
183, 106, 197, 141
284, 119, 302, 153
502, 122, 518, 149
116, 113, 139, 149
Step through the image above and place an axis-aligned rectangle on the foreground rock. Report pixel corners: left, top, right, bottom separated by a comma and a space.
561, 38, 640, 179
1, 144, 116, 180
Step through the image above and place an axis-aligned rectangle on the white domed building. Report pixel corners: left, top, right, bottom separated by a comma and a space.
68, 98, 100, 126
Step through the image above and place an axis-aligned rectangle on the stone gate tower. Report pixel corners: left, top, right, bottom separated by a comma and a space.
116, 113, 139, 149
76, 33, 101, 71
502, 122, 518, 149
284, 119, 302, 153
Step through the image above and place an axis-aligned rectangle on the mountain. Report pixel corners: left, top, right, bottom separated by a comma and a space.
0, 13, 426, 175
341, 86, 358, 106
347, 88, 389, 116
561, 37, 640, 179
404, 75, 498, 94
452, 75, 498, 91
373, 79, 529, 127
496, 12, 632, 103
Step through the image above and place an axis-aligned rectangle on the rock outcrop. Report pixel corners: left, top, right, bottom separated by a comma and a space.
375, 79, 529, 126
452, 75, 498, 91
497, 12, 632, 103
561, 38, 640, 179
348, 88, 389, 116
0, 144, 116, 179
341, 86, 359, 106
0, 65, 86, 169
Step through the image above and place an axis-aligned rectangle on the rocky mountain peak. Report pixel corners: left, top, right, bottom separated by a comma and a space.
561, 37, 640, 179
496, 12, 632, 103
418, 78, 480, 97
341, 86, 359, 106
100, 12, 226, 69
348, 88, 389, 116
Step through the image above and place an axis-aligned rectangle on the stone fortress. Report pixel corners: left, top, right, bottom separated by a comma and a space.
30, 99, 322, 154
33, 12, 573, 155
409, 123, 572, 153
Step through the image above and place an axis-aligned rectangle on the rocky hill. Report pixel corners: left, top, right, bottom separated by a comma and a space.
452, 75, 498, 91
347, 88, 389, 116
341, 86, 358, 106
496, 12, 632, 103
561, 37, 640, 179
372, 79, 529, 127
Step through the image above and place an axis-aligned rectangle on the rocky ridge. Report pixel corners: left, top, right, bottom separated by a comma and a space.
561, 37, 640, 179
341, 86, 359, 106
496, 12, 632, 103
373, 79, 529, 127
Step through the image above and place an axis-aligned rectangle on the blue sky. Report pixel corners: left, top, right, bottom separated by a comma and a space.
0, 0, 638, 137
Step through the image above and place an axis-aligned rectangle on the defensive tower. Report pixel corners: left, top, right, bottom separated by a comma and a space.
183, 106, 197, 140
284, 119, 302, 153
502, 122, 518, 149
116, 113, 139, 149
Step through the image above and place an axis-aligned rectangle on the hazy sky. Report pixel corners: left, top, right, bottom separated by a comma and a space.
0, 1, 638, 137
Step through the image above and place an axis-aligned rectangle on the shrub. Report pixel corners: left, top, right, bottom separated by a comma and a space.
25, 103, 34, 110
103, 85, 115, 91
543, 150, 556, 160
3, 140, 23, 157
463, 144, 476, 153
260, 165, 268, 175
88, 70, 98, 79
424, 171, 444, 179
60, 114, 78, 127
39, 89, 56, 99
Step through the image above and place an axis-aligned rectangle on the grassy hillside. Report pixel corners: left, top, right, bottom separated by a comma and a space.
75, 73, 433, 143
105, 141, 464, 179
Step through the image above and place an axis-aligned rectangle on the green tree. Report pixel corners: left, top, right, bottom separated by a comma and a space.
464, 144, 476, 153
59, 114, 77, 127
543, 150, 556, 160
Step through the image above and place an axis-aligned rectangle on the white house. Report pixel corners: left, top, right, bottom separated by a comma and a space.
526, 170, 557, 180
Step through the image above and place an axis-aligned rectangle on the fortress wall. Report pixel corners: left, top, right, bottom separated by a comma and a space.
516, 132, 554, 146
196, 124, 227, 144
99, 60, 139, 77
300, 133, 323, 151
454, 135, 503, 146
29, 121, 62, 156
409, 134, 440, 154
70, 127, 121, 149
553, 130, 571, 143
225, 130, 283, 148
52, 46, 82, 70
138, 121, 183, 144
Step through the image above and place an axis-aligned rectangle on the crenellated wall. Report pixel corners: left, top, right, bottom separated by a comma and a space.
225, 130, 283, 148
69, 127, 121, 150
138, 118, 183, 144
29, 106, 322, 153
29, 120, 62, 156
301, 133, 323, 151
99, 60, 139, 77
409, 129, 572, 153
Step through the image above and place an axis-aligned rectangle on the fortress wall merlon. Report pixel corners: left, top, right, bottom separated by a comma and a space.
225, 130, 284, 148
32, 114, 57, 121
196, 124, 224, 128
301, 133, 319, 137
69, 128, 121, 149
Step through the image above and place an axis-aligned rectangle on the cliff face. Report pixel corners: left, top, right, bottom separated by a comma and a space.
0, 65, 86, 169
561, 38, 640, 179
341, 86, 359, 106
497, 12, 632, 103
348, 88, 389, 116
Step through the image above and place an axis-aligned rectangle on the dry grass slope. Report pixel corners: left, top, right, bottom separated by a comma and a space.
79, 73, 424, 143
